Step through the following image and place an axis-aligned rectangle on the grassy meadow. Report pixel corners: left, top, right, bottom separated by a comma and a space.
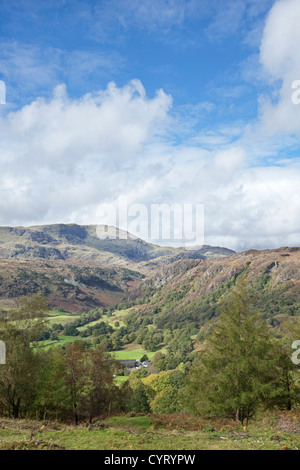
36, 308, 162, 362
0, 412, 299, 450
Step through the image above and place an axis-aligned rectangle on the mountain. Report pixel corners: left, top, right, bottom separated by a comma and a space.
0, 224, 235, 268
0, 224, 235, 311
0, 223, 299, 345
2, 223, 298, 332
127, 246, 300, 333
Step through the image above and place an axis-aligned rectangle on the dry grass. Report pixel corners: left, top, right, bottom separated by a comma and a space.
0, 411, 299, 451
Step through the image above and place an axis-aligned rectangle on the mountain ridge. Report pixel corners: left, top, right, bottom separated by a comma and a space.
0, 223, 235, 311
126, 245, 300, 334
0, 223, 236, 269
0, 224, 299, 324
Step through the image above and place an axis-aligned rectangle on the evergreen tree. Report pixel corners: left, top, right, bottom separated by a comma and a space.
184, 278, 279, 424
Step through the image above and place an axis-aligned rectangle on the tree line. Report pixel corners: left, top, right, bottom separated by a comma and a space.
0, 295, 128, 423
0, 279, 299, 425
125, 278, 300, 424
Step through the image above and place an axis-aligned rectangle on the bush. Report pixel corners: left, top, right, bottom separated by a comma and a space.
151, 386, 180, 414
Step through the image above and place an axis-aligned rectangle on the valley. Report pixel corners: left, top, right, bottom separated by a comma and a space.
0, 224, 299, 451
1, 225, 299, 361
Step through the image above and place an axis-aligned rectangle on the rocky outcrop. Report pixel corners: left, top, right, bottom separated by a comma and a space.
0, 224, 235, 273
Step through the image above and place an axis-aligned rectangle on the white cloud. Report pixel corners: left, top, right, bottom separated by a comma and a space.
0, 80, 173, 222
260, 0, 300, 79
214, 147, 246, 178
259, 0, 300, 135
2, 80, 172, 167
0, 72, 299, 252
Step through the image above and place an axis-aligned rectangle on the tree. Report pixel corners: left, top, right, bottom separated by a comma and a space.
0, 294, 49, 418
151, 386, 179, 414
85, 347, 118, 423
0, 334, 40, 418
140, 354, 149, 362
128, 381, 150, 413
64, 341, 89, 425
64, 324, 79, 336
64, 342, 119, 424
34, 348, 72, 420
8, 293, 49, 342
184, 278, 279, 424
266, 318, 300, 411
269, 341, 300, 411
152, 352, 166, 371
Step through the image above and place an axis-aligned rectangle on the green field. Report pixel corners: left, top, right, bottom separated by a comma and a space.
0, 412, 299, 450
111, 344, 156, 361
41, 307, 163, 360
114, 375, 129, 385
47, 314, 81, 327
77, 308, 133, 332
34, 335, 86, 350
44, 307, 133, 332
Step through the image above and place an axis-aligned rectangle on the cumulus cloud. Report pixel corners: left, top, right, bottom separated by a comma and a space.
0, 80, 172, 224
1, 2, 300, 255
259, 0, 300, 135
1, 77, 300, 251
214, 147, 246, 178
1, 80, 172, 167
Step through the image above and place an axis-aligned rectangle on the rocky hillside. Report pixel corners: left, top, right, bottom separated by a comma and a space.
127, 246, 300, 331
2, 224, 298, 327
0, 224, 235, 269
0, 224, 235, 311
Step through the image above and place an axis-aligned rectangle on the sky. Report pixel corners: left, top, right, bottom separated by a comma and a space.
0, 0, 300, 252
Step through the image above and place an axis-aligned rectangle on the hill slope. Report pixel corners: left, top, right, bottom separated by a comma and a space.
0, 224, 235, 268
0, 224, 235, 311
2, 224, 298, 330
126, 246, 300, 332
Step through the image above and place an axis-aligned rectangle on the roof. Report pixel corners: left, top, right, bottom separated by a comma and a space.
118, 359, 138, 368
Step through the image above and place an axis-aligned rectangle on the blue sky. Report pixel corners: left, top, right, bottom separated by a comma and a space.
1, 1, 272, 116
0, 0, 300, 251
